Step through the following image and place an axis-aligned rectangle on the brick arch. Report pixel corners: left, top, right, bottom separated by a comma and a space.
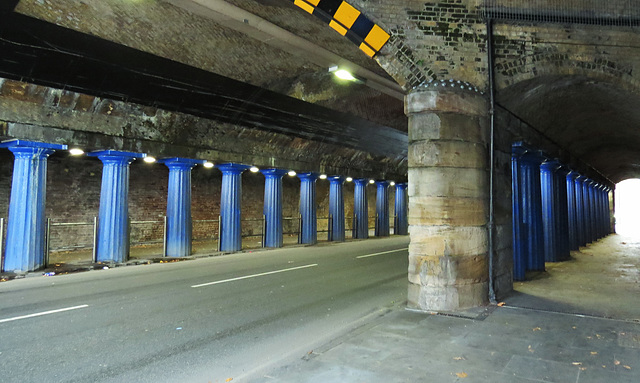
495, 51, 640, 96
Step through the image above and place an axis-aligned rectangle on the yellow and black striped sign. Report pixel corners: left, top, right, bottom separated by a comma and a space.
291, 0, 390, 58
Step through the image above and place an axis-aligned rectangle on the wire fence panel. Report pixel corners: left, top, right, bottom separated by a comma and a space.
483, 0, 640, 26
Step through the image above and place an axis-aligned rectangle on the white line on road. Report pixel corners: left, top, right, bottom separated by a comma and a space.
191, 264, 319, 288
356, 248, 408, 259
0, 304, 89, 324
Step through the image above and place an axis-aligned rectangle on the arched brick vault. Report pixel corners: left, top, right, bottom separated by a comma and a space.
496, 70, 640, 184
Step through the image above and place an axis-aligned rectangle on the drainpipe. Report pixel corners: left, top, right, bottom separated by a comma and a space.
486, 18, 497, 305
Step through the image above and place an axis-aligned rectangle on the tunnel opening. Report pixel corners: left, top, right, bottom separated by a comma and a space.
615, 179, 640, 237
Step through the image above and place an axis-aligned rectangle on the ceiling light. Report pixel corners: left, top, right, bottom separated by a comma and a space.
288, 170, 297, 177
250, 166, 260, 173
203, 161, 214, 168
319, 174, 327, 180
346, 177, 353, 182
369, 179, 375, 184
390, 181, 396, 186
334, 69, 357, 81
144, 156, 156, 163
68, 148, 84, 156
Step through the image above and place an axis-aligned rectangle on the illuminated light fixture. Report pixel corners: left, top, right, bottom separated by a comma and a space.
390, 181, 396, 186
68, 148, 84, 156
144, 156, 156, 164
369, 179, 375, 184
319, 174, 327, 180
334, 69, 357, 81
346, 177, 353, 182
203, 161, 214, 168
250, 166, 260, 173
288, 170, 297, 177
328, 66, 364, 83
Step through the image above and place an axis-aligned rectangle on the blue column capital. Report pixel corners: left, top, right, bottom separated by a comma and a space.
88, 149, 145, 164
0, 139, 67, 157
216, 163, 251, 175
567, 171, 579, 180
395, 182, 408, 189
375, 180, 391, 188
260, 168, 289, 178
540, 160, 560, 171
328, 175, 345, 184
575, 175, 587, 182
158, 157, 206, 170
297, 172, 319, 181
353, 178, 369, 185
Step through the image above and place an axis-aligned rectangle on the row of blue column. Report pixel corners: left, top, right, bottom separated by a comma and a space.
0, 139, 409, 272
512, 143, 612, 281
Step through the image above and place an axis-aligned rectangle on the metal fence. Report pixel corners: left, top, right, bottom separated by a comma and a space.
483, 0, 640, 26
0, 214, 394, 271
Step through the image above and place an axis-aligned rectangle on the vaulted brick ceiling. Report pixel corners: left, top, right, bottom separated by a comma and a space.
11, 0, 407, 133
498, 75, 640, 183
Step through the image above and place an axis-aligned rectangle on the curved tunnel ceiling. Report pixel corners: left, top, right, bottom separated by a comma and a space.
497, 75, 640, 184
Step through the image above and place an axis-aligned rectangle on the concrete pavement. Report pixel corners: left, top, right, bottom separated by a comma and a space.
261, 233, 640, 383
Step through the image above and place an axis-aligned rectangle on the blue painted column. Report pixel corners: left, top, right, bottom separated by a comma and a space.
217, 163, 250, 252
556, 166, 570, 261
605, 187, 612, 234
588, 180, 598, 243
599, 186, 607, 238
601, 186, 607, 237
375, 180, 390, 237
0, 140, 66, 272
575, 176, 586, 247
520, 151, 545, 271
540, 161, 559, 262
328, 176, 345, 242
261, 168, 288, 248
89, 150, 145, 263
394, 183, 408, 236
353, 179, 369, 239
582, 179, 593, 244
158, 158, 205, 257
594, 184, 602, 240
566, 172, 579, 251
298, 173, 318, 245
511, 146, 526, 281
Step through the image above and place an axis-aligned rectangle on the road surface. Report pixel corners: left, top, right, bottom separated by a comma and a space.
0, 237, 409, 382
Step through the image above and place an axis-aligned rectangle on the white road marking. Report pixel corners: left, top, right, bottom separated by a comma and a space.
191, 264, 319, 288
356, 248, 408, 259
0, 304, 89, 324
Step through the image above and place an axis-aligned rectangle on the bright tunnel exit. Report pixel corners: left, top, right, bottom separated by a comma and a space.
615, 179, 640, 237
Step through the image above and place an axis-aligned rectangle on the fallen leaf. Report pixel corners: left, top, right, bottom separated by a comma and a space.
497, 302, 505, 307
614, 360, 621, 366
455, 372, 468, 378
623, 365, 631, 370
572, 326, 577, 329
587, 336, 593, 340
528, 345, 535, 353
596, 334, 602, 339
572, 362, 582, 366
591, 351, 598, 355
453, 356, 466, 361
602, 365, 606, 368
579, 367, 587, 371
533, 327, 541, 332
226, 379, 233, 382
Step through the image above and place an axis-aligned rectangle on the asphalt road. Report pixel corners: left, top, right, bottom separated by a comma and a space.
0, 237, 409, 383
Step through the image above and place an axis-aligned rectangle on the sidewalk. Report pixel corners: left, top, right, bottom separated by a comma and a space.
259, 234, 640, 383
